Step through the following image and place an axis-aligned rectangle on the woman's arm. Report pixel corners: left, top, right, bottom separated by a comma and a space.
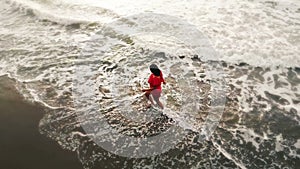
160, 72, 166, 84
142, 87, 154, 92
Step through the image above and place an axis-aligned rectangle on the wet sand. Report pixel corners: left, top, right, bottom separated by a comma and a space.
0, 76, 83, 169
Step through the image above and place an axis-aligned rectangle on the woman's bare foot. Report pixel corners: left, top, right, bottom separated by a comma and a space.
146, 104, 152, 108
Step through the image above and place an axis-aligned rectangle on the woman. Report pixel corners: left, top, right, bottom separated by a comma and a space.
142, 64, 166, 109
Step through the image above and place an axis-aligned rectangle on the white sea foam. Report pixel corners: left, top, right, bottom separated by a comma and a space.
3, 0, 300, 67
0, 0, 299, 168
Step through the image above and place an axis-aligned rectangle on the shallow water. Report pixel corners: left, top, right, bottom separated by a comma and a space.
0, 0, 299, 168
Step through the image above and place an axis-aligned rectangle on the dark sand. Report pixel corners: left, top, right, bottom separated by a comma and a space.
0, 76, 83, 169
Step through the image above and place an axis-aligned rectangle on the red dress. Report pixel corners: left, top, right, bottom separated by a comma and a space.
148, 72, 165, 97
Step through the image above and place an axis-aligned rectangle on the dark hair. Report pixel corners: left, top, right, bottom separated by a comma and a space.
150, 64, 161, 76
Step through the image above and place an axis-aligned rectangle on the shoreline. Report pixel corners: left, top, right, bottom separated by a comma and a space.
0, 75, 83, 169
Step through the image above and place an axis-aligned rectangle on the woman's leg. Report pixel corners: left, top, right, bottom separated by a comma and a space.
145, 91, 154, 105
153, 97, 164, 109
152, 90, 163, 109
